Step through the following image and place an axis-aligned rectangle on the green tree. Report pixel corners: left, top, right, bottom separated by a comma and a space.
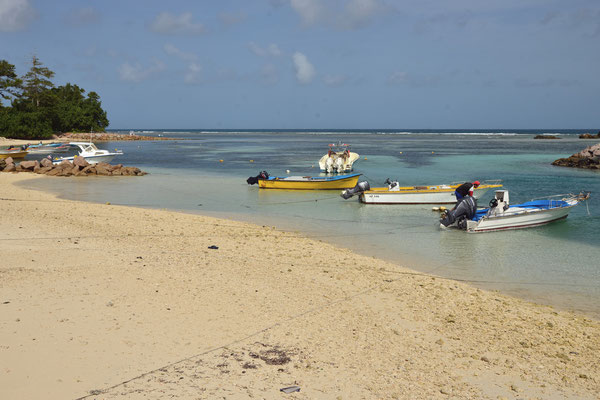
0, 60, 22, 105
0, 57, 109, 139
22, 55, 54, 107
48, 84, 109, 132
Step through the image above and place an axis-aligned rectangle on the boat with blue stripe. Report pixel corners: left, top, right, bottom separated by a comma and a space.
248, 171, 361, 190
441, 190, 590, 232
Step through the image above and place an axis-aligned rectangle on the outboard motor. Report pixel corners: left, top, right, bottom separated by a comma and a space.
440, 196, 477, 228
247, 170, 269, 185
341, 181, 370, 199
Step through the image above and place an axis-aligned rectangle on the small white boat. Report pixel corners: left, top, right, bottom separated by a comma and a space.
53, 142, 123, 164
341, 179, 502, 204
440, 190, 590, 233
318, 142, 359, 173
26, 143, 70, 154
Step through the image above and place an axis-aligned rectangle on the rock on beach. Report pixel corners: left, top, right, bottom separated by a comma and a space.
0, 157, 147, 176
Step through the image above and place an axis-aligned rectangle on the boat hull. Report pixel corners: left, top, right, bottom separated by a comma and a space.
258, 174, 360, 190
53, 154, 117, 165
360, 184, 501, 204
467, 204, 575, 232
0, 151, 28, 160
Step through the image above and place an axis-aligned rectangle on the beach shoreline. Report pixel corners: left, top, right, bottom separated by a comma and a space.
1, 173, 599, 399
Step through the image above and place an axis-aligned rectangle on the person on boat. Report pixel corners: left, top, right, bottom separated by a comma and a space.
454, 181, 480, 201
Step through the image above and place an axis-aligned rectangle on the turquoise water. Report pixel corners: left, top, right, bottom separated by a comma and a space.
21, 130, 600, 317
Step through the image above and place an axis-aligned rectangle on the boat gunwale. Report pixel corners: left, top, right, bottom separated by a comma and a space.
265, 173, 361, 183
363, 183, 502, 195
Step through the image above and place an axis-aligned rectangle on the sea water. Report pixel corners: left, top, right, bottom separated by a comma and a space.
22, 130, 600, 317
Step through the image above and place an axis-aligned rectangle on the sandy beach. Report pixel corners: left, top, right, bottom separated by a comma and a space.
1, 173, 599, 399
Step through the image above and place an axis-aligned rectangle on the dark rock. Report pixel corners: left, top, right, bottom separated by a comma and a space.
95, 164, 111, 175
534, 135, 560, 139
19, 160, 39, 170
73, 156, 90, 168
56, 160, 73, 169
553, 143, 600, 169
579, 133, 600, 139
36, 166, 53, 174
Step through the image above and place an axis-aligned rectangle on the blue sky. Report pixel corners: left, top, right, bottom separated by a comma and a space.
1, 0, 599, 129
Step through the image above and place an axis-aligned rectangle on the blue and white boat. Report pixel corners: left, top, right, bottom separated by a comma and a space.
440, 190, 589, 233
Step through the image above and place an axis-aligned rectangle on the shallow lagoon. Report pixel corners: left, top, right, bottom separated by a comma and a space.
22, 130, 600, 317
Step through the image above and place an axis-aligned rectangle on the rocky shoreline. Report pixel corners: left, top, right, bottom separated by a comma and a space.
552, 143, 600, 169
0, 156, 146, 176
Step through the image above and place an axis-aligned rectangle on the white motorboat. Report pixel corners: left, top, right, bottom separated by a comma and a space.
342, 179, 503, 204
318, 142, 359, 173
53, 142, 123, 164
440, 190, 589, 233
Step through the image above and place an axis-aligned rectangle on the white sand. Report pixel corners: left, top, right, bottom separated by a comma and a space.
1, 173, 598, 399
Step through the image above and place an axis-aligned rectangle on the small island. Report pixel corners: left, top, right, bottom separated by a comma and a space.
579, 132, 600, 139
552, 143, 600, 169
534, 134, 560, 139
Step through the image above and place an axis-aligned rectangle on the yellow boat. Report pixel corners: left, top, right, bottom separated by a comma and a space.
256, 173, 361, 190
0, 151, 28, 160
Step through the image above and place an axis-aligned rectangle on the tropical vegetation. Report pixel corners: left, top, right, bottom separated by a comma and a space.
0, 56, 108, 139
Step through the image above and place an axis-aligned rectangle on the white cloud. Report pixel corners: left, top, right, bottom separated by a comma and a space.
338, 0, 386, 29
289, 0, 389, 30
323, 74, 347, 87
184, 63, 202, 84
118, 60, 166, 83
150, 12, 205, 35
290, 0, 325, 25
0, 0, 36, 32
163, 43, 197, 62
248, 42, 282, 57
387, 70, 407, 84
292, 52, 316, 84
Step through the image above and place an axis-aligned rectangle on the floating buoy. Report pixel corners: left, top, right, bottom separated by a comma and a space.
250, 160, 254, 163
364, 157, 368, 160
399, 152, 403, 154
432, 207, 439, 211
219, 159, 224, 162
439, 206, 447, 211
431, 151, 435, 154
286, 169, 290, 174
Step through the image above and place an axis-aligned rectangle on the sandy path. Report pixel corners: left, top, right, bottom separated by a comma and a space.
0, 173, 598, 399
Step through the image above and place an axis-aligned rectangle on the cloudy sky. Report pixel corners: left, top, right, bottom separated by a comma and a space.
1, 0, 598, 129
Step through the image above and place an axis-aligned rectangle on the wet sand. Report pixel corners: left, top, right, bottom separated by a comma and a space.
1, 173, 599, 399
